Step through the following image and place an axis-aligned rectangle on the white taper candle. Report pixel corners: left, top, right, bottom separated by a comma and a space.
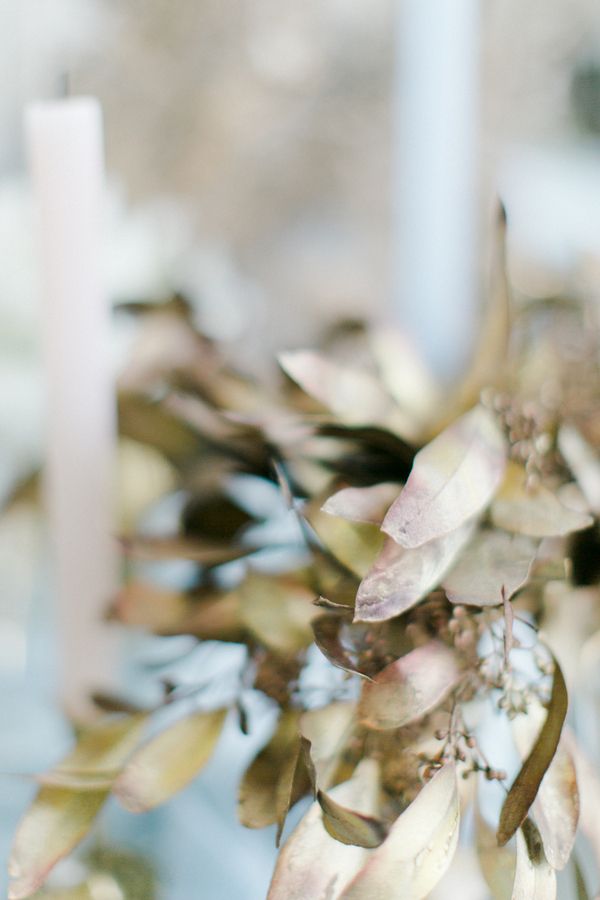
25, 96, 118, 719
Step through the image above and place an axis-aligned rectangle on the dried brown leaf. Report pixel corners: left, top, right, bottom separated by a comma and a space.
359, 641, 461, 730
513, 705, 579, 869
109, 582, 244, 642
239, 709, 304, 831
119, 533, 255, 565
381, 405, 506, 549
317, 789, 386, 848
497, 658, 568, 846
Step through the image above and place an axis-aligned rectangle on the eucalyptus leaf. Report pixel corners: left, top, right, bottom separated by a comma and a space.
497, 658, 568, 846
339, 764, 460, 900
475, 805, 515, 900
304, 500, 386, 578
238, 572, 316, 654
36, 715, 147, 792
359, 641, 461, 730
491, 462, 593, 538
278, 350, 408, 435
321, 483, 401, 525
317, 789, 386, 848
512, 819, 556, 900
381, 405, 506, 549
9, 789, 108, 900
119, 534, 256, 565
442, 531, 537, 607
300, 701, 357, 790
267, 760, 379, 900
109, 582, 244, 642
513, 704, 579, 870
239, 709, 306, 831
355, 522, 475, 622
114, 708, 227, 813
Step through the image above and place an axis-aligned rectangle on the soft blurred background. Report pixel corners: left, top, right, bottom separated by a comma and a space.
3, 0, 600, 897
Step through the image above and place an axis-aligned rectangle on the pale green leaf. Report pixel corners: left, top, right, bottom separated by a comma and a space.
113, 708, 227, 813
238, 572, 316, 654
37, 715, 147, 792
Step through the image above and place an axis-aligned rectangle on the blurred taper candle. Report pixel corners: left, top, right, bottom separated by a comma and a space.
393, 0, 480, 379
25, 97, 118, 718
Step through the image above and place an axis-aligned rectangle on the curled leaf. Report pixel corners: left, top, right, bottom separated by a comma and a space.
355, 522, 475, 622
512, 819, 556, 900
317, 789, 386, 848
113, 708, 227, 813
381, 405, 506, 549
512, 703, 579, 869
359, 641, 461, 730
267, 760, 379, 900
497, 657, 568, 847
442, 531, 537, 607
312, 613, 406, 681
239, 709, 306, 832
339, 764, 460, 900
321, 483, 401, 525
491, 462, 593, 538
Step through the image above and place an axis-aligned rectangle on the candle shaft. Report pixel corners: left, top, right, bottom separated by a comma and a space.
25, 97, 118, 718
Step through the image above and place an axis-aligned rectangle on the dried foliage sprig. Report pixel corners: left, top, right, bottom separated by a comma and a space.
8, 215, 600, 898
